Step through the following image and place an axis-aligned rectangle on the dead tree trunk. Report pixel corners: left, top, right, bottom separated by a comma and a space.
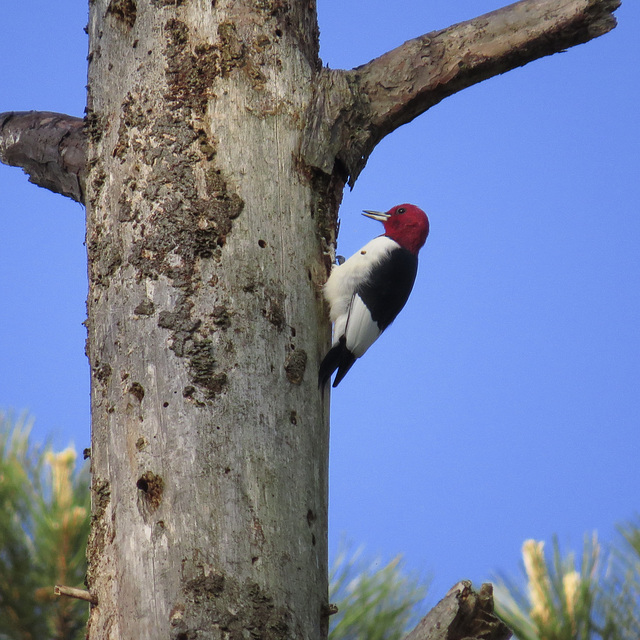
0, 0, 619, 638
82, 1, 333, 638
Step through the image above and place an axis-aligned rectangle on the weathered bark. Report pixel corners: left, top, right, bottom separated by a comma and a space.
403, 582, 511, 640
0, 0, 620, 638
83, 1, 334, 639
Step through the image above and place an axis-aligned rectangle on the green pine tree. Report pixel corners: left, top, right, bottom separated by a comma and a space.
494, 536, 601, 640
0, 412, 90, 640
494, 525, 640, 640
328, 544, 428, 640
4, 409, 640, 640
595, 519, 640, 640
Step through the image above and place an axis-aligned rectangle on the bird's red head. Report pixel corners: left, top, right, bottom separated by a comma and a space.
362, 204, 429, 255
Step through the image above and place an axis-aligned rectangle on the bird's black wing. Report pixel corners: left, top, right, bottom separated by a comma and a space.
356, 246, 418, 331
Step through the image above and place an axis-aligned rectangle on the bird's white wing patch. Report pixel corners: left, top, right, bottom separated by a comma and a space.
344, 294, 381, 358
324, 236, 398, 352
332, 314, 348, 346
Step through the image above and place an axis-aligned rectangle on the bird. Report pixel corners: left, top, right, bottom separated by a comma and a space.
319, 203, 430, 390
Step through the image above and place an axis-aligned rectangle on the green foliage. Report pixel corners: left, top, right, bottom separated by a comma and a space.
595, 519, 640, 640
495, 525, 640, 640
494, 536, 601, 640
0, 412, 90, 640
328, 545, 428, 640
4, 407, 640, 640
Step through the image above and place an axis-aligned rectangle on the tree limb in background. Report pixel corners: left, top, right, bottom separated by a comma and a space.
404, 581, 511, 640
301, 0, 620, 185
0, 111, 85, 203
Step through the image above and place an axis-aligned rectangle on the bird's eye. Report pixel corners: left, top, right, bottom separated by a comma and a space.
397, 207, 406, 214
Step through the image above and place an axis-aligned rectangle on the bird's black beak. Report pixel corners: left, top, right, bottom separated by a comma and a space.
362, 210, 390, 222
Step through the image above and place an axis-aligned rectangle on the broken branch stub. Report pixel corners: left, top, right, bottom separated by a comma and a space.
0, 111, 86, 203
403, 581, 512, 640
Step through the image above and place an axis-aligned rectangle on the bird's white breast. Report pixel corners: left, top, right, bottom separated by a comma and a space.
323, 236, 398, 322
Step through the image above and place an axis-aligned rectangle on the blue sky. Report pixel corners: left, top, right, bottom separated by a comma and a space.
1, 0, 638, 604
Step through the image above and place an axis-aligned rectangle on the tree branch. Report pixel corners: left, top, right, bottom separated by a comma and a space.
301, 0, 620, 186
403, 581, 511, 640
0, 0, 620, 200
0, 111, 86, 203
54, 584, 98, 605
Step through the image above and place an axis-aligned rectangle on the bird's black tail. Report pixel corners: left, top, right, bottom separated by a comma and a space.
318, 337, 357, 393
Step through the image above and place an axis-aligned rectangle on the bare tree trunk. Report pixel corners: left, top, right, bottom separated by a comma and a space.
82, 1, 336, 638
0, 0, 619, 638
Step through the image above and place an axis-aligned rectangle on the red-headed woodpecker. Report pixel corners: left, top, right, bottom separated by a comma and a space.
319, 203, 430, 389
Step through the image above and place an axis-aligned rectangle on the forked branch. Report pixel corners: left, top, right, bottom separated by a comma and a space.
301, 0, 620, 185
